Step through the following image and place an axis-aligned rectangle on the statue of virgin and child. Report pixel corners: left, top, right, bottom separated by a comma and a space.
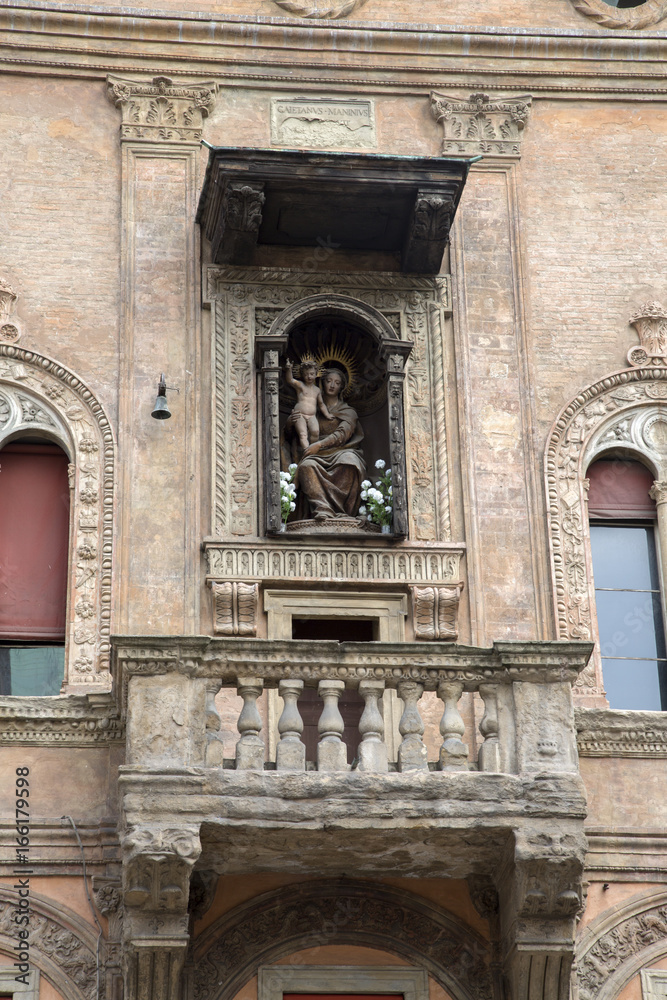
281, 358, 365, 522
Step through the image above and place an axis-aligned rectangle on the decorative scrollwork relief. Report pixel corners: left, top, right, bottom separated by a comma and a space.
569, 0, 667, 29
546, 366, 667, 699
193, 880, 492, 1000
0, 346, 115, 689
0, 277, 21, 343
106, 75, 217, 143
210, 581, 258, 636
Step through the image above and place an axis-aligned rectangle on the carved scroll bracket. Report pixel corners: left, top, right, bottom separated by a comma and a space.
412, 584, 463, 641
209, 581, 259, 636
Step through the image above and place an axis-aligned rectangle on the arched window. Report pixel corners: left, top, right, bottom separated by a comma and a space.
587, 458, 667, 711
0, 440, 70, 695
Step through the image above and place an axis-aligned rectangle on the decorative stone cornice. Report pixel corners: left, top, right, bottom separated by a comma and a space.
0, 693, 123, 746
430, 91, 532, 158
106, 75, 217, 143
271, 0, 368, 16
113, 636, 593, 687
576, 707, 667, 757
628, 300, 667, 367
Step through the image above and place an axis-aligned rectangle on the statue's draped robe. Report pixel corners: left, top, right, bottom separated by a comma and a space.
283, 399, 365, 520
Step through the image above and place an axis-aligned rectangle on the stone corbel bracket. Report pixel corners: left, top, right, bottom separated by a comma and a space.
430, 92, 532, 158
106, 75, 217, 144
0, 278, 21, 344
209, 581, 259, 636
412, 584, 464, 640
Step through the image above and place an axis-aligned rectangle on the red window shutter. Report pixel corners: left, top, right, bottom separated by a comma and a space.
0, 443, 70, 640
587, 459, 656, 520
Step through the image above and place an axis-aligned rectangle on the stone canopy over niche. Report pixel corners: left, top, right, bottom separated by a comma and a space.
196, 146, 472, 275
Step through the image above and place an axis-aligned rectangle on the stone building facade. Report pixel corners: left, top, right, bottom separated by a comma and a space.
1, 2, 667, 1000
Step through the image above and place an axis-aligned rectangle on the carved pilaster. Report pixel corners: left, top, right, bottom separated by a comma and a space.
498, 829, 587, 1000
93, 875, 123, 1000
209, 581, 259, 636
403, 191, 455, 274
121, 826, 201, 1000
380, 340, 413, 537
411, 584, 462, 640
106, 75, 216, 144
256, 336, 288, 534
430, 91, 532, 158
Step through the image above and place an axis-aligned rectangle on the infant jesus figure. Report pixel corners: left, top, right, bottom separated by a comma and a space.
284, 358, 335, 450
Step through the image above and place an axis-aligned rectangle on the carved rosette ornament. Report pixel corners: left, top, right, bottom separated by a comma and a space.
272, 0, 368, 16
569, 0, 667, 28
430, 91, 532, 157
0, 346, 114, 689
628, 301, 667, 367
106, 75, 217, 143
0, 277, 21, 343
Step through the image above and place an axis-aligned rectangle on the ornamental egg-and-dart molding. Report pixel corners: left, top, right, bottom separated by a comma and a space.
271, 0, 368, 16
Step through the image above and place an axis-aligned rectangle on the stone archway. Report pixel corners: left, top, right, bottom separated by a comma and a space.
0, 345, 115, 690
545, 366, 667, 701
192, 880, 493, 1000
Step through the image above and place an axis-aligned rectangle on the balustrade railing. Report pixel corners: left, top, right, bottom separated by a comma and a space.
117, 638, 593, 777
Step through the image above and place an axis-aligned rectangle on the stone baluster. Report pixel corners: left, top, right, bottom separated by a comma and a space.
478, 683, 501, 772
204, 681, 223, 767
317, 679, 348, 771
397, 680, 427, 771
357, 680, 388, 773
276, 679, 305, 771
235, 676, 265, 770
437, 681, 468, 771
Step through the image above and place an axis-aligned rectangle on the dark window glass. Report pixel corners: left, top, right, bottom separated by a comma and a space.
0, 646, 65, 696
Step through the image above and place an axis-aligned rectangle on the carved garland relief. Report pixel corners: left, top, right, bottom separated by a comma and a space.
546, 365, 667, 698
569, 0, 667, 29
271, 0, 369, 16
0, 346, 114, 689
207, 267, 452, 542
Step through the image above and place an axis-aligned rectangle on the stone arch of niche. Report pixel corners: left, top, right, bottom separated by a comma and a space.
192, 879, 492, 1000
576, 887, 667, 1000
0, 885, 99, 1000
545, 366, 667, 703
259, 293, 413, 535
0, 345, 115, 691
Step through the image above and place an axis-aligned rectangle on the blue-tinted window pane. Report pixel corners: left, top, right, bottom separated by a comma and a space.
0, 647, 65, 696
590, 525, 660, 591
602, 658, 664, 711
595, 590, 666, 660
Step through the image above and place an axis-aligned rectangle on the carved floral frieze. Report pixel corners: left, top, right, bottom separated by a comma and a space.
206, 266, 452, 542
430, 92, 532, 158
106, 75, 217, 143
546, 367, 667, 700
0, 346, 115, 689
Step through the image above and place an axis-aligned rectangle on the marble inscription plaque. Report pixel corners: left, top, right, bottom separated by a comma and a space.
271, 97, 376, 150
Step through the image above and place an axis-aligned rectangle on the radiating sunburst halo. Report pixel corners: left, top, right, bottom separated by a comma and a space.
314, 344, 359, 396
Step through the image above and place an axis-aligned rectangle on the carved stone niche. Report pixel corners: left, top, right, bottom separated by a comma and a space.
255, 295, 413, 538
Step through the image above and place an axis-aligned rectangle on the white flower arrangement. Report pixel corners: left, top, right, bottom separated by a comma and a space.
280, 464, 298, 524
359, 460, 393, 528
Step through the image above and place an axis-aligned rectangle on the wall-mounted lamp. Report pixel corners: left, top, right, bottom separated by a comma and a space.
151, 373, 179, 420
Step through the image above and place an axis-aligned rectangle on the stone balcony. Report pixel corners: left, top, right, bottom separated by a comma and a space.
114, 636, 592, 877
113, 636, 593, 1000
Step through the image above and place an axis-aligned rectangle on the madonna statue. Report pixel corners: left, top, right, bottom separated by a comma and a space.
282, 367, 365, 521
